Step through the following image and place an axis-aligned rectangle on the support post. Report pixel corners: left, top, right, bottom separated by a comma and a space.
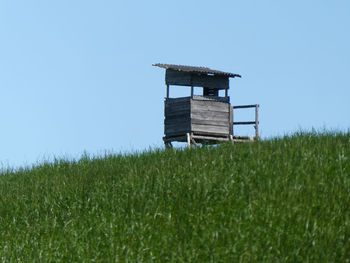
190, 133, 197, 147
186, 133, 191, 149
231, 106, 234, 137
255, 104, 260, 139
191, 86, 194, 98
166, 85, 169, 98
225, 87, 228, 97
229, 105, 233, 137
229, 134, 234, 145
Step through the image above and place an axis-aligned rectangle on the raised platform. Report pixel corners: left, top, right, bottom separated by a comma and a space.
164, 133, 257, 148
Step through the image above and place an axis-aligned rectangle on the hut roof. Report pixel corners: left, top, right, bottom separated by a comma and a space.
153, 63, 241, 78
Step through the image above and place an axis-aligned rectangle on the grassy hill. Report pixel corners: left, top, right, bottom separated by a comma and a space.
0, 132, 349, 262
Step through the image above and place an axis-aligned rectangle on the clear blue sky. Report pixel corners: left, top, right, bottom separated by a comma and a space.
0, 0, 349, 168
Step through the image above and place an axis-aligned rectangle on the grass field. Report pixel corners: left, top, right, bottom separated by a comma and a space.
0, 132, 349, 262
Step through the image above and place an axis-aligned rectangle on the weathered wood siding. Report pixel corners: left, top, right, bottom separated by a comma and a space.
190, 96, 230, 137
165, 69, 229, 90
164, 97, 191, 137
164, 96, 231, 138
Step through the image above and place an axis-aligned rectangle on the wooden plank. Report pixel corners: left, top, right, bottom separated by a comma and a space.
191, 119, 229, 127
166, 70, 192, 86
166, 97, 229, 115
193, 130, 230, 137
191, 105, 229, 113
165, 99, 191, 106
233, 121, 256, 125
191, 74, 228, 90
165, 97, 191, 104
165, 129, 190, 137
192, 95, 229, 103
164, 134, 234, 143
191, 110, 229, 122
191, 99, 229, 107
165, 109, 190, 115
164, 125, 190, 136
192, 135, 230, 142
166, 117, 229, 127
165, 101, 191, 108
164, 117, 190, 125
165, 110, 190, 117
232, 104, 257, 109
165, 106, 190, 114
229, 105, 233, 136
165, 108, 190, 115
165, 105, 190, 113
232, 135, 253, 140
166, 131, 190, 137
166, 118, 229, 127
165, 111, 190, 119
191, 99, 230, 111
165, 121, 190, 129
164, 114, 191, 121
165, 69, 229, 90
191, 110, 228, 119
232, 105, 235, 136
165, 122, 191, 135
167, 96, 229, 103
165, 96, 229, 104
191, 124, 229, 135
163, 135, 187, 143
165, 104, 190, 114
255, 104, 260, 139
191, 104, 229, 113
165, 101, 190, 108
187, 133, 191, 148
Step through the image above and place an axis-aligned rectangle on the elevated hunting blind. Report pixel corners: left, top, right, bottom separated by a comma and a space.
153, 63, 260, 148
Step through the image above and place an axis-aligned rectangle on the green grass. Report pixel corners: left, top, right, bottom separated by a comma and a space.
0, 132, 349, 262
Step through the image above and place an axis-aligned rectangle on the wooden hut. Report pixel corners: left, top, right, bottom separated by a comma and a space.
153, 63, 260, 147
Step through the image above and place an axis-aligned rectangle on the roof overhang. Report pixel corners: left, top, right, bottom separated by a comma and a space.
153, 63, 241, 78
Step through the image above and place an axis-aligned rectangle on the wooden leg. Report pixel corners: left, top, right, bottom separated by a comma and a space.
165, 142, 173, 149
229, 135, 234, 145
255, 104, 260, 140
186, 133, 191, 149
190, 134, 197, 147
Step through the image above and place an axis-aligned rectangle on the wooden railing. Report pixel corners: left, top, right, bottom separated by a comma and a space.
231, 104, 260, 140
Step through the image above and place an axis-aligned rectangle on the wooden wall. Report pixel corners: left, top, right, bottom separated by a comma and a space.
164, 96, 230, 139
190, 96, 230, 137
164, 97, 191, 137
165, 69, 229, 90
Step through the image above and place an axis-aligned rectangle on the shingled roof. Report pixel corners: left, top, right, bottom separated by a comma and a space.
153, 63, 241, 78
